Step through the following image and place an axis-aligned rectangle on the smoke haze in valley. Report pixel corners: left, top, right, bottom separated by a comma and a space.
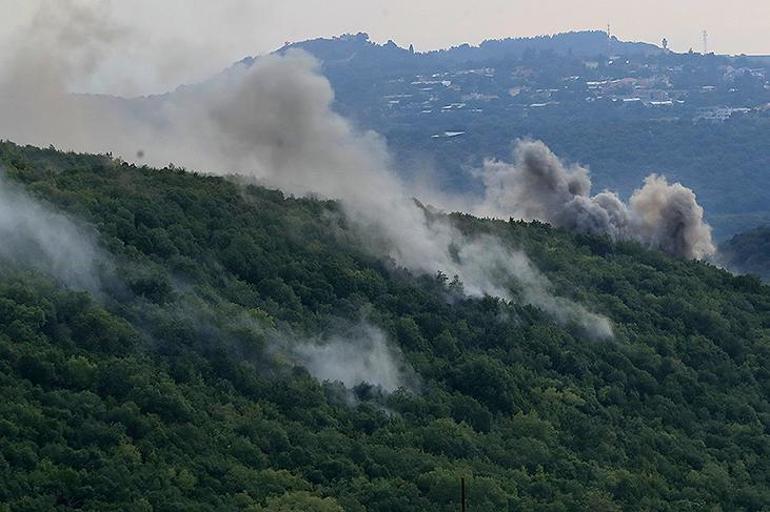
0, 2, 615, 342
0, 0, 725, 390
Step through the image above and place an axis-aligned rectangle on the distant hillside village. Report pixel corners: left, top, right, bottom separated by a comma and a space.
278, 31, 770, 129
377, 58, 768, 125
264, 31, 770, 240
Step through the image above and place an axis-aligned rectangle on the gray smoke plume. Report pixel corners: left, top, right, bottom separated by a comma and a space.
629, 174, 715, 260
163, 56, 612, 338
0, 175, 105, 292
0, 3, 613, 338
0, 1, 129, 148
291, 324, 415, 392
478, 140, 715, 260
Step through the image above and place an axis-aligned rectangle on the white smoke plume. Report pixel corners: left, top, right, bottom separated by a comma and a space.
0, 175, 106, 292
456, 236, 613, 338
0, 2, 612, 338
478, 140, 715, 260
291, 324, 415, 392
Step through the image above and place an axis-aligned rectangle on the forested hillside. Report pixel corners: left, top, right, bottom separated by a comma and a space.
720, 226, 770, 281
2, 142, 770, 511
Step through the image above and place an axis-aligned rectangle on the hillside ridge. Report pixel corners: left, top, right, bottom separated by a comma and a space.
1, 141, 770, 510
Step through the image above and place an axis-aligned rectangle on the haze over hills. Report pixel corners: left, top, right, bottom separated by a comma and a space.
256, 31, 770, 240
5, 27, 770, 240
4, 10, 770, 510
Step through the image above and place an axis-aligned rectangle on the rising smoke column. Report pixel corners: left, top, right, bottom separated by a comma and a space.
629, 174, 715, 260
478, 140, 715, 260
0, 3, 614, 339
182, 54, 613, 337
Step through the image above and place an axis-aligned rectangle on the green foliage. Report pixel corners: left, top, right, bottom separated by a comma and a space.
2, 142, 770, 510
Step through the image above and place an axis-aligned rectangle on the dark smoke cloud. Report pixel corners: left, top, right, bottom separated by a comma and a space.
478, 140, 715, 260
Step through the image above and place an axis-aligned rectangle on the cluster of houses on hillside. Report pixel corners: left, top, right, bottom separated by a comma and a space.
376, 56, 770, 124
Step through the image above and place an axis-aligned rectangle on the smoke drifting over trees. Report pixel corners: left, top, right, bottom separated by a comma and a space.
181, 55, 615, 338
0, 3, 614, 341
479, 140, 715, 260
0, 176, 106, 292
291, 324, 416, 393
3, 0, 725, 369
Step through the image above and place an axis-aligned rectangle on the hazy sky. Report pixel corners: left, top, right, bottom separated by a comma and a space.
3, 0, 770, 96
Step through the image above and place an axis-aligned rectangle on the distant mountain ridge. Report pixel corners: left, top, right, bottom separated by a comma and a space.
268, 30, 661, 70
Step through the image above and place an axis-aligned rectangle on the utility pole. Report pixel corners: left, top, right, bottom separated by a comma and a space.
703, 30, 709, 54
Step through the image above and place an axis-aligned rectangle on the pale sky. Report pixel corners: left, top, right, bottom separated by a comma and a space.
3, 0, 770, 96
